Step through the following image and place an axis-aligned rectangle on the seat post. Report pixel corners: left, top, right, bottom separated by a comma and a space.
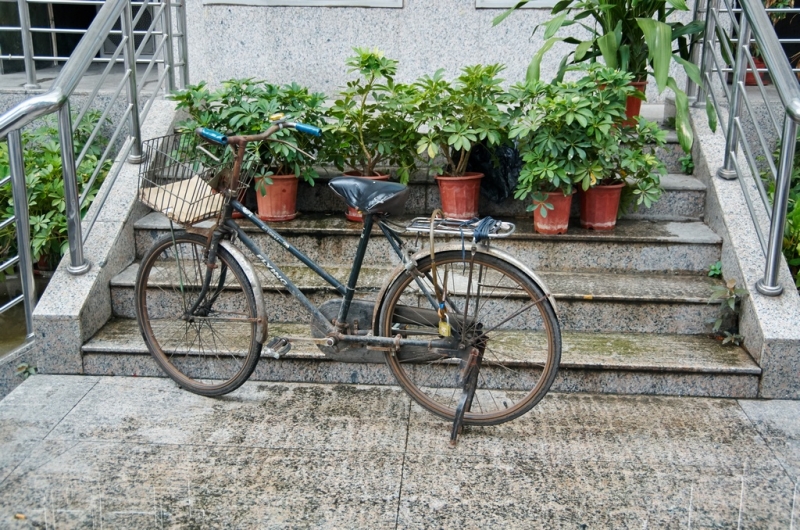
335, 213, 375, 328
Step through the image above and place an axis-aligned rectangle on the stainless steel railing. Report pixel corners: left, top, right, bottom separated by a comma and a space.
1, 0, 189, 90
0, 0, 187, 342
691, 0, 800, 296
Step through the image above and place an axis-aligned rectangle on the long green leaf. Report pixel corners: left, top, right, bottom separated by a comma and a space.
575, 40, 593, 61
543, 13, 568, 39
492, 1, 529, 26
706, 96, 718, 133
673, 54, 703, 87
527, 37, 563, 84
596, 33, 619, 69
667, 77, 693, 153
665, 0, 689, 11
637, 18, 673, 91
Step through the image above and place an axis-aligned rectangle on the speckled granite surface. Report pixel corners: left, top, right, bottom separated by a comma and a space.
0, 375, 796, 527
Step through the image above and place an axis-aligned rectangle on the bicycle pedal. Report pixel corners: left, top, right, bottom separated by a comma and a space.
264, 337, 291, 359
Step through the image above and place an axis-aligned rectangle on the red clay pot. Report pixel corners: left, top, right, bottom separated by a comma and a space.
343, 171, 390, 222
256, 174, 298, 222
624, 80, 648, 126
579, 183, 625, 230
533, 191, 573, 235
435, 172, 484, 220
745, 58, 770, 86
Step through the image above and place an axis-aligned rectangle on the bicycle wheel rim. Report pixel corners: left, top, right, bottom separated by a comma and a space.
135, 232, 261, 396
379, 251, 561, 426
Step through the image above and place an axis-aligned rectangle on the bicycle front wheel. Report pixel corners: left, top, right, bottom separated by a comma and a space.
377, 250, 561, 426
135, 231, 262, 396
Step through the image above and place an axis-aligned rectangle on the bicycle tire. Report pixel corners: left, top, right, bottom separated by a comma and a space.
135, 231, 262, 396
377, 250, 561, 426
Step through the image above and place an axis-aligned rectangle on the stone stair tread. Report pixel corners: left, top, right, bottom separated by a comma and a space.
112, 262, 723, 304
83, 318, 760, 375
135, 212, 721, 244
660, 173, 706, 191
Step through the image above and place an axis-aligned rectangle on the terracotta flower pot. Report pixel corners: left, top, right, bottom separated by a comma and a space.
624, 80, 647, 126
255, 174, 298, 222
579, 182, 625, 230
533, 191, 573, 235
435, 172, 484, 220
343, 171, 390, 222
745, 58, 770, 86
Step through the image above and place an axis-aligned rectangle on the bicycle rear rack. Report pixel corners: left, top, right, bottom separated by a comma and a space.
404, 217, 516, 239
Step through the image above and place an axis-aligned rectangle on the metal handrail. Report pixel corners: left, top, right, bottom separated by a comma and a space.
0, 0, 187, 344
692, 0, 800, 296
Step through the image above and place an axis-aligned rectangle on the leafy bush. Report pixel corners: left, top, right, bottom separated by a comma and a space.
0, 111, 111, 271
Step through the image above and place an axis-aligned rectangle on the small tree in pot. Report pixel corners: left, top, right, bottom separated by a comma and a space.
413, 64, 507, 219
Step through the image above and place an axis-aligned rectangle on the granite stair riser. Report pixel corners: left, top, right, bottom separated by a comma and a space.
133, 227, 721, 274
78, 353, 758, 398
295, 175, 705, 221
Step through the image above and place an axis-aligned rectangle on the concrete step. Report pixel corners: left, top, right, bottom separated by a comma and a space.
81, 318, 760, 398
133, 213, 722, 274
295, 173, 705, 221
111, 263, 724, 334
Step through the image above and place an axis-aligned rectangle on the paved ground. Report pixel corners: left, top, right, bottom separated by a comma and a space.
0, 375, 798, 528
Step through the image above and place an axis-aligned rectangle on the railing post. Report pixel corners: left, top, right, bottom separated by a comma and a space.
695, 0, 718, 107
687, 0, 706, 103
162, 0, 177, 93
8, 130, 37, 339
176, 0, 189, 87
718, 15, 750, 180
16, 0, 39, 89
122, 0, 144, 163
58, 103, 91, 275
757, 116, 796, 296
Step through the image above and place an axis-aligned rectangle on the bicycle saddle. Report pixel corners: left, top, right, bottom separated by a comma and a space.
329, 177, 409, 216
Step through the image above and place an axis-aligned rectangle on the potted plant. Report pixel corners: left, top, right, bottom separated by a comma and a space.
414, 64, 507, 219
507, 65, 621, 233
170, 79, 325, 221
323, 48, 420, 221
494, 0, 705, 154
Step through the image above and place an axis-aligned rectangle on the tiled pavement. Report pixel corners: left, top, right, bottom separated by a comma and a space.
0, 375, 798, 528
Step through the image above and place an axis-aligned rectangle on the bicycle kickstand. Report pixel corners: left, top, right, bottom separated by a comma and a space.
450, 347, 483, 446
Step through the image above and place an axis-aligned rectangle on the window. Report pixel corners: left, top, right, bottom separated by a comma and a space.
475, 0, 556, 9
202, 0, 402, 6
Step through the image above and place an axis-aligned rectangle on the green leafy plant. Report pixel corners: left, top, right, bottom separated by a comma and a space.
494, 0, 709, 154
15, 362, 37, 380
0, 111, 111, 270
170, 78, 326, 190
323, 48, 420, 183
708, 260, 723, 278
709, 278, 747, 343
679, 153, 695, 175
414, 63, 507, 177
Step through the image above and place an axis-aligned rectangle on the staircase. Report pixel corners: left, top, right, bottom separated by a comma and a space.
82, 133, 762, 398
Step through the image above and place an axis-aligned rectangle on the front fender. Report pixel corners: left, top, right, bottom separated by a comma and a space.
220, 240, 268, 344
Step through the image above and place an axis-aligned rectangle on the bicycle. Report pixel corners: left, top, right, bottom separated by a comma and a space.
135, 117, 561, 444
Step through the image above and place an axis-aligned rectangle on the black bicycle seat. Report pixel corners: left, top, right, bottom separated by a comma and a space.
329, 177, 409, 216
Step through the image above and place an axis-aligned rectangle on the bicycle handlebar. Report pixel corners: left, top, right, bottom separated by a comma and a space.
196, 127, 228, 145
195, 120, 321, 146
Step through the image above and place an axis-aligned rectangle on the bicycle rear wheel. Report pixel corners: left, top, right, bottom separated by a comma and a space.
135, 231, 262, 396
377, 250, 561, 426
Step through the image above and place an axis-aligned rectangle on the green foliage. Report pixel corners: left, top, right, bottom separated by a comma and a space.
0, 111, 111, 270
15, 363, 36, 380
708, 278, 747, 342
762, 134, 800, 288
413, 64, 508, 177
323, 48, 420, 183
679, 153, 694, 175
507, 65, 666, 213
494, 0, 705, 154
169, 78, 326, 186
708, 260, 723, 278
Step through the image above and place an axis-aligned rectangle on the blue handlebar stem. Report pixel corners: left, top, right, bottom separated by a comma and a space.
196, 127, 228, 145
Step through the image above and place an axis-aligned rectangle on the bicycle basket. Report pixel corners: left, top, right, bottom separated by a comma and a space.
138, 133, 255, 225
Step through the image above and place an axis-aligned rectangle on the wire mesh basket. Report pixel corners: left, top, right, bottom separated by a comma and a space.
138, 133, 257, 225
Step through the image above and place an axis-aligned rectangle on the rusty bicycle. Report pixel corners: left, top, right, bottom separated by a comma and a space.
134, 119, 561, 443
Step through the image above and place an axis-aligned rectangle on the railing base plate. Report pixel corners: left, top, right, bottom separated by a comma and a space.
756, 279, 784, 296
67, 261, 92, 276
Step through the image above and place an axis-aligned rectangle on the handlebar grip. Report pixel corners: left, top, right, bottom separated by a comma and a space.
195, 127, 228, 145
294, 123, 322, 137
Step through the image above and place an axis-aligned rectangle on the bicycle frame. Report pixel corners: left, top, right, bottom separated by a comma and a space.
213, 197, 456, 353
